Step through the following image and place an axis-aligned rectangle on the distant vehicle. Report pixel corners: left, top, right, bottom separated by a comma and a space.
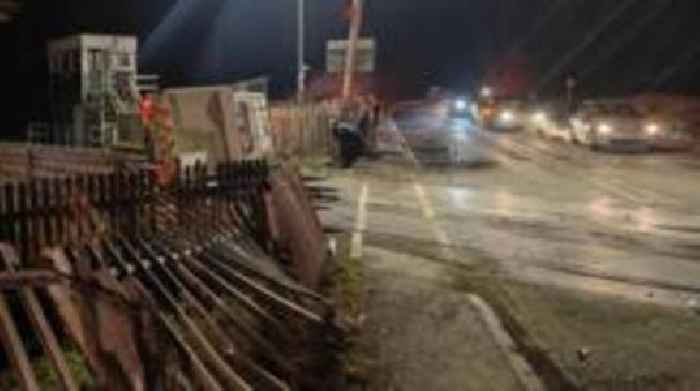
629, 94, 700, 143
570, 101, 654, 152
479, 100, 526, 131
645, 117, 696, 151
529, 106, 573, 142
392, 102, 447, 149
391, 100, 477, 163
448, 97, 474, 120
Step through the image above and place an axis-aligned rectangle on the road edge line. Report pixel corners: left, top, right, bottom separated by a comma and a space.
351, 183, 369, 259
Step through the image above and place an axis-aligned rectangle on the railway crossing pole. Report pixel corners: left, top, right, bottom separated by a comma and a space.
342, 0, 364, 100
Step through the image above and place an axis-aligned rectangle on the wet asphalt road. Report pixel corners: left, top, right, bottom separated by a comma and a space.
321, 122, 700, 308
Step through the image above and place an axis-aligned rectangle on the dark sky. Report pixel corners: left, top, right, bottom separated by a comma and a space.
3, 0, 700, 129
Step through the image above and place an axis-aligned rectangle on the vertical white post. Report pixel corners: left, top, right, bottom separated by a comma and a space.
297, 0, 305, 103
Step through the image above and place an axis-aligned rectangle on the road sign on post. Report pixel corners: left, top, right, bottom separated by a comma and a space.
326, 38, 376, 74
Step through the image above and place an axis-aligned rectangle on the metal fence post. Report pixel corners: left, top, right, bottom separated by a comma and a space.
41, 178, 53, 247
29, 180, 40, 255
18, 182, 29, 260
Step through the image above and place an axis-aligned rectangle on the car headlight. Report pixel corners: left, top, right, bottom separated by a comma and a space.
452, 132, 467, 142
531, 112, 547, 123
645, 123, 660, 135
500, 111, 515, 122
597, 123, 613, 135
454, 99, 467, 111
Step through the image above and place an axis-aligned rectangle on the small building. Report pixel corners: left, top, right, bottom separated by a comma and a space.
0, 1, 19, 23
161, 82, 273, 163
48, 34, 143, 147
231, 76, 269, 96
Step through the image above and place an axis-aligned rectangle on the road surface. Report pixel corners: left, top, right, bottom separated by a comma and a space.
320, 119, 700, 390
325, 121, 700, 309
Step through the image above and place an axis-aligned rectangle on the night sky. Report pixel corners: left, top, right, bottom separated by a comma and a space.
3, 0, 700, 133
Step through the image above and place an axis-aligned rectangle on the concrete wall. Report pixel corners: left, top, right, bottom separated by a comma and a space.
161, 86, 335, 164
162, 87, 240, 164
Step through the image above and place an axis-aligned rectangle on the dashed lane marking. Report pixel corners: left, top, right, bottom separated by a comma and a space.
413, 181, 457, 262
413, 182, 436, 220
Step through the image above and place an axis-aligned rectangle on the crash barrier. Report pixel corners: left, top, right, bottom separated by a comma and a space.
0, 160, 337, 390
0, 143, 145, 182
270, 103, 333, 158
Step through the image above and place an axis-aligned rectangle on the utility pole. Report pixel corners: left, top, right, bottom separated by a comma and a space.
297, 0, 305, 103
566, 75, 577, 113
342, 0, 363, 100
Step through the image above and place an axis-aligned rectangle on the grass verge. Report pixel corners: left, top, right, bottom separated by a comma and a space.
0, 345, 93, 390
323, 232, 374, 388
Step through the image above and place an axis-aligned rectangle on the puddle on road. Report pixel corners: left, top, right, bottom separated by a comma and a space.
655, 224, 700, 235
363, 231, 496, 272
421, 160, 500, 172
502, 150, 530, 161
365, 201, 423, 217
680, 161, 700, 170
679, 244, 700, 257
519, 265, 700, 308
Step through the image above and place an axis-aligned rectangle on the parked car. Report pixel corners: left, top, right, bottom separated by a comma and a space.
570, 101, 654, 152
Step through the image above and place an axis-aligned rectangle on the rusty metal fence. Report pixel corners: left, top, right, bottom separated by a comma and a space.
0, 160, 336, 390
0, 161, 267, 260
0, 143, 145, 182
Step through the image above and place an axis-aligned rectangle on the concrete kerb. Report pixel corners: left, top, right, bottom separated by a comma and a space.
467, 294, 547, 391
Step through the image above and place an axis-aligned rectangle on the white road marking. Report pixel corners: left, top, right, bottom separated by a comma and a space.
394, 124, 458, 262
351, 183, 369, 259
413, 181, 456, 261
413, 182, 436, 219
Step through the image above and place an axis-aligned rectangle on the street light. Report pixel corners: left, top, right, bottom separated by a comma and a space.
454, 99, 467, 111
